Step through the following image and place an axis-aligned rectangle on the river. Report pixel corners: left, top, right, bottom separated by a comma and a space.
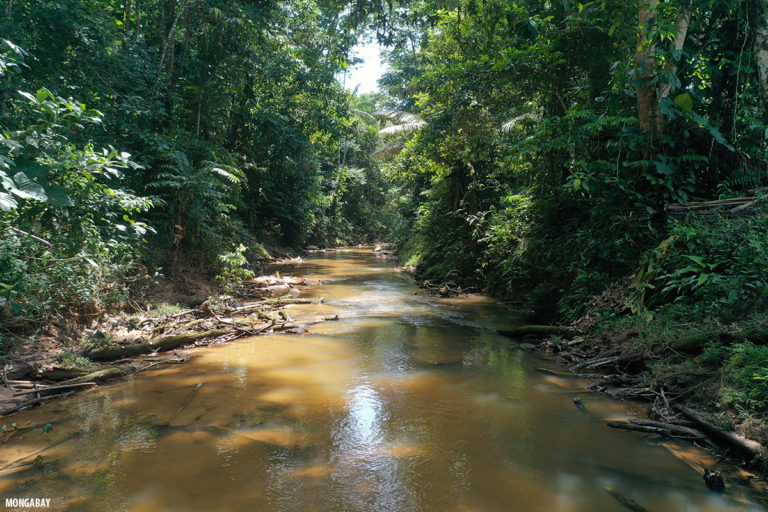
0, 248, 763, 511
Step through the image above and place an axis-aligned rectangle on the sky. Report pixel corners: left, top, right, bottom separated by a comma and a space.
340, 40, 387, 95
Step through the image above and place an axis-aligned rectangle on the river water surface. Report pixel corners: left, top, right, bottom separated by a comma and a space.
0, 249, 764, 511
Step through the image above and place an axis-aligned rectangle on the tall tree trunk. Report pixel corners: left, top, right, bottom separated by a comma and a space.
134, 0, 141, 41
124, 0, 132, 36
659, 8, 690, 100
756, 0, 768, 100
159, 0, 190, 81
634, 0, 662, 149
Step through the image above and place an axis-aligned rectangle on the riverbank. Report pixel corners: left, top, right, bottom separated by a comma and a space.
3, 245, 766, 502
0, 257, 337, 416
405, 256, 768, 498
0, 247, 763, 511
495, 313, 768, 499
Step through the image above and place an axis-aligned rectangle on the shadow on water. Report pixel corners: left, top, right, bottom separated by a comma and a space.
0, 249, 763, 511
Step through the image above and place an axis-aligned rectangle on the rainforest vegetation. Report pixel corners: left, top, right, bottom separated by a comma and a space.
2, 0, 768, 431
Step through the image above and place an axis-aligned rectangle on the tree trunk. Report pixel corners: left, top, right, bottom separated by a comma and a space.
634, 0, 662, 147
124, 0, 132, 36
756, 0, 768, 100
659, 8, 690, 100
159, 0, 190, 81
134, 0, 141, 41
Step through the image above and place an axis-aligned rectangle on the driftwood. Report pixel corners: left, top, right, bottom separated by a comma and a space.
603, 387, 656, 400
605, 487, 650, 512
232, 297, 313, 315
37, 366, 90, 381
568, 349, 620, 372
61, 368, 127, 385
498, 325, 574, 338
170, 382, 203, 423
674, 405, 764, 461
4, 380, 37, 389
87, 329, 227, 362
0, 394, 71, 416
130, 359, 185, 376
13, 382, 97, 396
569, 350, 644, 373
536, 367, 607, 379
665, 196, 760, 216
607, 418, 706, 439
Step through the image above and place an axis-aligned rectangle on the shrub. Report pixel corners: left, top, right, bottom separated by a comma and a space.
216, 244, 254, 294
722, 343, 768, 415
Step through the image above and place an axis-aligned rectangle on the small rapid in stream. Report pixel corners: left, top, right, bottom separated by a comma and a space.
0, 248, 763, 511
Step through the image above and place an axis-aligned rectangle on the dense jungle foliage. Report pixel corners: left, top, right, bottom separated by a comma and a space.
0, 0, 392, 326
374, 0, 768, 323
2, 1, 768, 414
365, 0, 768, 418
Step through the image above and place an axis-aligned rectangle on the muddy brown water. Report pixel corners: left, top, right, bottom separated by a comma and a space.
0, 249, 764, 511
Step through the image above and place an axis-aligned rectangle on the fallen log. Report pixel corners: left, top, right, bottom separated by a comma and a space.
535, 368, 606, 379
603, 387, 656, 400
37, 366, 90, 381
568, 349, 621, 372
607, 418, 706, 439
87, 329, 227, 362
569, 350, 644, 374
674, 405, 764, 461
130, 359, 185, 376
13, 382, 97, 396
61, 368, 127, 385
498, 325, 575, 338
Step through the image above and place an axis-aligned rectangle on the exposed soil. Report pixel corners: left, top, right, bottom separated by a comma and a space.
0, 258, 330, 418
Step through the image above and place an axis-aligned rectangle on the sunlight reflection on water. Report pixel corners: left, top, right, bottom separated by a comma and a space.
0, 249, 763, 511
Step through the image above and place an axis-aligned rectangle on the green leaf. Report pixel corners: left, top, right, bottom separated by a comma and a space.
45, 186, 73, 207
685, 255, 706, 268
17, 91, 36, 103
0, 191, 17, 210
674, 92, 693, 114
13, 160, 48, 181
10, 172, 47, 201
35, 88, 51, 103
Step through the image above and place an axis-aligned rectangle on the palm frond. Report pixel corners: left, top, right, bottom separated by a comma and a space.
374, 110, 427, 136
372, 143, 406, 160
501, 112, 538, 133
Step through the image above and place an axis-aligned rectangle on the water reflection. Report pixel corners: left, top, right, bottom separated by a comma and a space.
0, 249, 764, 511
329, 381, 418, 512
